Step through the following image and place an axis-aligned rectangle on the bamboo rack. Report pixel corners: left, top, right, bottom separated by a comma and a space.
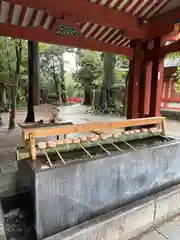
17, 131, 163, 161
21, 117, 166, 161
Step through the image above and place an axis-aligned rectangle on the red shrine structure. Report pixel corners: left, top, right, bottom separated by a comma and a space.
0, 0, 180, 118
161, 66, 180, 110
1, 2, 180, 240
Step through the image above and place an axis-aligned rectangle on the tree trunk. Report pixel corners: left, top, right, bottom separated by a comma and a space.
99, 52, 115, 110
83, 87, 91, 105
9, 40, 22, 129
0, 115, 2, 126
124, 71, 129, 116
16, 91, 20, 106
25, 41, 40, 123
60, 53, 66, 103
9, 86, 16, 129
40, 89, 47, 103
52, 57, 61, 104
53, 77, 61, 104
1, 84, 6, 106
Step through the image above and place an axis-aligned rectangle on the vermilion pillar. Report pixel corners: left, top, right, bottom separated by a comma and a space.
149, 38, 164, 116
144, 62, 152, 114
138, 60, 152, 117
138, 41, 154, 118
127, 40, 143, 119
164, 80, 169, 108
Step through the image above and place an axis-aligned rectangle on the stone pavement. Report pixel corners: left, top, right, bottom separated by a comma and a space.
0, 104, 179, 150
135, 215, 180, 240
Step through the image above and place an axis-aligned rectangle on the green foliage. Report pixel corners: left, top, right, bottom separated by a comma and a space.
0, 39, 76, 105
65, 72, 79, 98
73, 50, 102, 89
0, 36, 129, 108
116, 55, 129, 69
166, 53, 180, 92
74, 51, 129, 90
172, 66, 180, 92
114, 69, 128, 87
167, 52, 180, 59
0, 37, 28, 110
172, 66, 180, 80
0, 37, 28, 81
40, 44, 70, 101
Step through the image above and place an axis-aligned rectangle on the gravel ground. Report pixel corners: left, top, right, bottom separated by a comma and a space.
4, 208, 35, 240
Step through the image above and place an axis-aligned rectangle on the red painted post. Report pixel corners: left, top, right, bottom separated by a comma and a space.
127, 40, 143, 119
138, 60, 152, 117
144, 62, 152, 114
171, 80, 175, 98
149, 38, 164, 116
138, 41, 153, 118
164, 80, 169, 108
165, 81, 169, 99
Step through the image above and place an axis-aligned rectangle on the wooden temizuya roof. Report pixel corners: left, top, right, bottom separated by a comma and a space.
0, 0, 180, 58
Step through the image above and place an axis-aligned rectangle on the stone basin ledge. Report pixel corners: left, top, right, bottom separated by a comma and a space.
43, 183, 180, 240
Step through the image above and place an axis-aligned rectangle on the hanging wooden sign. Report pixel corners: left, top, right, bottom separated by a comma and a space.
56, 25, 80, 37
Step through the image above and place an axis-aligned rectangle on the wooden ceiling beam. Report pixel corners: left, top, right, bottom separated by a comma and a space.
160, 39, 180, 56
145, 6, 180, 39
163, 32, 180, 43
145, 39, 180, 61
0, 23, 134, 58
5, 0, 147, 39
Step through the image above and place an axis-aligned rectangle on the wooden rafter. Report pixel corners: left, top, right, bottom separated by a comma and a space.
5, 0, 147, 39
7, 3, 15, 23
0, 23, 134, 58
2, 0, 180, 53
29, 9, 38, 27
145, 6, 180, 39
